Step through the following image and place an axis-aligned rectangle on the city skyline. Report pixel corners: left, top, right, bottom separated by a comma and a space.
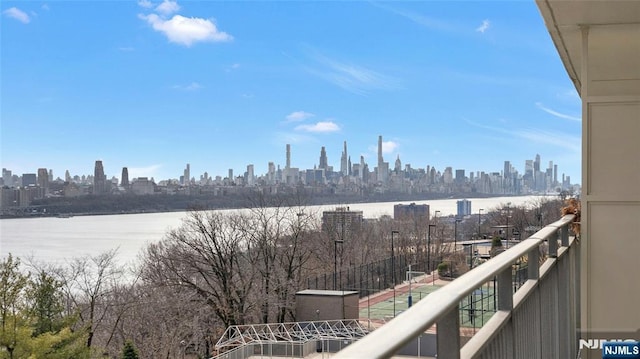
2, 138, 571, 189
1, 1, 581, 182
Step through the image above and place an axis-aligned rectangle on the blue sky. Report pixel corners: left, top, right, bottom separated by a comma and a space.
1, 0, 582, 183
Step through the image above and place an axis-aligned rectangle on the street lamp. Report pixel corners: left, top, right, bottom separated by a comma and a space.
427, 224, 436, 273
391, 230, 399, 287
506, 216, 512, 248
472, 209, 484, 270
334, 239, 344, 290
454, 218, 462, 252
478, 209, 484, 240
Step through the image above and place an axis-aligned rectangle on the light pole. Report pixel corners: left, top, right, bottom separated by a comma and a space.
506, 215, 512, 248
427, 224, 436, 273
504, 204, 511, 248
478, 209, 484, 240
472, 209, 483, 270
334, 239, 344, 290
391, 230, 399, 287
454, 218, 461, 252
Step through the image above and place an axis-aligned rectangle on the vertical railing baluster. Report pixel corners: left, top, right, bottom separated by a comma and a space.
549, 229, 558, 257
498, 267, 513, 311
436, 306, 461, 359
528, 247, 539, 280
561, 224, 569, 247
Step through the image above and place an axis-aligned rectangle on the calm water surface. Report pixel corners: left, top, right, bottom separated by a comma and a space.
0, 195, 548, 265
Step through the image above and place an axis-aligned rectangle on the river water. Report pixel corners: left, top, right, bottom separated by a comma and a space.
0, 195, 549, 266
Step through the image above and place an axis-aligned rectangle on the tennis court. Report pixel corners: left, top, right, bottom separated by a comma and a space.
358, 279, 497, 328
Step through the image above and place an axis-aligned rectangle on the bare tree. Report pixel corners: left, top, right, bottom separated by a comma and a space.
62, 249, 123, 350
141, 209, 257, 328
240, 193, 315, 323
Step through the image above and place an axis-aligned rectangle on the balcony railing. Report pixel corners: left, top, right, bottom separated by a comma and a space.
335, 214, 579, 359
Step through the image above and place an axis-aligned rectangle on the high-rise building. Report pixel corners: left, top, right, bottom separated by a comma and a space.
319, 147, 328, 170
321, 207, 363, 241
93, 161, 107, 194
286, 144, 291, 169
2, 168, 12, 187
246, 164, 255, 186
340, 141, 348, 176
457, 199, 472, 217
121, 167, 129, 187
394, 155, 402, 174
376, 135, 389, 184
504, 161, 511, 179
37, 168, 49, 195
183, 164, 190, 186
394, 203, 429, 222
22, 173, 37, 187
377, 135, 383, 168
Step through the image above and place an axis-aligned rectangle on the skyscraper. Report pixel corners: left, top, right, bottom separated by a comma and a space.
121, 167, 129, 187
37, 168, 49, 195
340, 141, 348, 176
2, 168, 12, 187
93, 161, 107, 194
183, 164, 191, 186
457, 199, 472, 217
246, 164, 255, 186
319, 147, 328, 170
286, 144, 291, 169
377, 135, 383, 168
376, 135, 389, 183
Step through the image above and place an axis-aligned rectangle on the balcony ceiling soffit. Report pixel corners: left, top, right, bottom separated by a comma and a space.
537, 0, 640, 95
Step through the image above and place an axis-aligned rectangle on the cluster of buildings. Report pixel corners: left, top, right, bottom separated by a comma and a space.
0, 136, 577, 210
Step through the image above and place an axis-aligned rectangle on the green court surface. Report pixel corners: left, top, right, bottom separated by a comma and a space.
359, 284, 442, 320
359, 283, 497, 328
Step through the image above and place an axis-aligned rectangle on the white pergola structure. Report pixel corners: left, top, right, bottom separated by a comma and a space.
214, 319, 370, 351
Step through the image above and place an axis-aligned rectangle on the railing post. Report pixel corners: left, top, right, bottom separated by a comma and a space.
528, 247, 539, 280
548, 230, 558, 257
436, 306, 461, 359
560, 224, 569, 247
498, 267, 513, 311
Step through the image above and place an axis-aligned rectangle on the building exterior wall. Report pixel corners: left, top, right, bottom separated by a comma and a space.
295, 290, 359, 321
579, 25, 640, 359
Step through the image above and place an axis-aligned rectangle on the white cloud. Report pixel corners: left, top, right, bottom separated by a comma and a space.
173, 82, 202, 91
118, 46, 135, 52
295, 121, 340, 133
466, 119, 581, 154
128, 164, 163, 179
3, 7, 31, 24
139, 13, 233, 46
536, 102, 581, 122
138, 0, 153, 9
41, 4, 50, 11
382, 141, 399, 154
368, 140, 400, 155
476, 19, 490, 33
371, 3, 456, 33
514, 129, 581, 153
155, 0, 180, 16
225, 63, 240, 72
285, 111, 314, 123
306, 50, 400, 95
